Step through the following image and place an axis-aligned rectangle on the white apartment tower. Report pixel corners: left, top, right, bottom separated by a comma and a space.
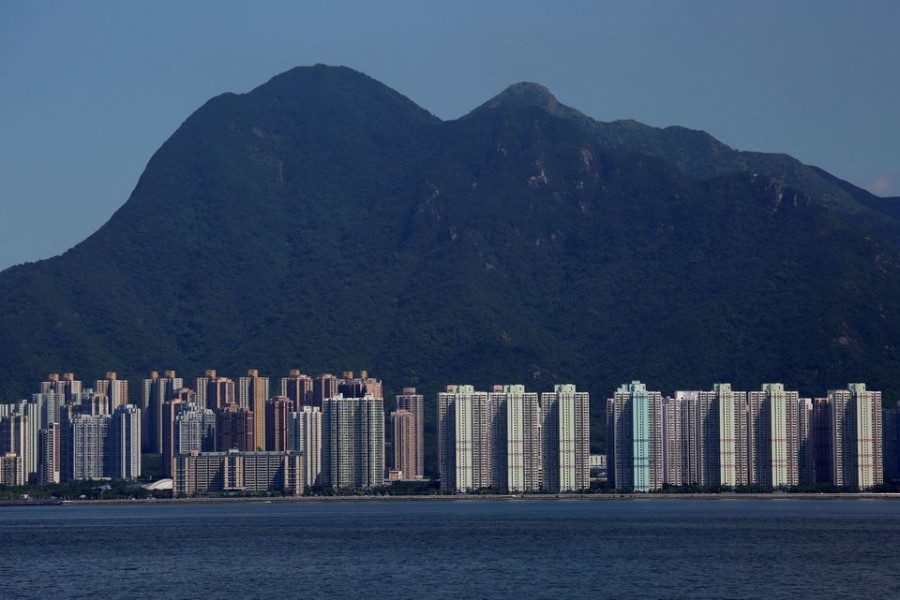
109, 404, 142, 479
747, 383, 799, 488
713, 383, 748, 487
541, 384, 590, 493
439, 384, 532, 493
494, 385, 542, 493
438, 385, 477, 492
39, 422, 61, 484
661, 395, 683, 487
0, 412, 31, 485
288, 407, 322, 489
65, 414, 109, 481
828, 383, 883, 490
321, 394, 384, 490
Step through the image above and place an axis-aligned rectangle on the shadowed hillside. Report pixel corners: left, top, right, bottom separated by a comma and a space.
2, 65, 900, 456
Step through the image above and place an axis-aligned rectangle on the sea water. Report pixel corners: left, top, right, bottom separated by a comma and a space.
2, 498, 898, 599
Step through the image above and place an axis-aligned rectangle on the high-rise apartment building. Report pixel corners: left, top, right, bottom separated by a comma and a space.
41, 373, 82, 403
200, 370, 236, 411
438, 383, 576, 493
607, 381, 663, 492
438, 385, 483, 492
321, 394, 384, 490
472, 388, 502, 489
173, 406, 216, 461
747, 383, 799, 488
711, 383, 748, 488
39, 422, 61, 484
828, 383, 883, 489
142, 370, 182, 453
18, 398, 46, 481
661, 395, 683, 487
63, 413, 109, 481
312, 374, 339, 409
12, 396, 140, 484
281, 371, 313, 409
288, 407, 322, 489
541, 384, 590, 493
338, 371, 383, 400
660, 390, 720, 487
63, 390, 110, 418
610, 382, 803, 491
391, 409, 416, 479
265, 396, 291, 451
217, 404, 255, 452
1, 412, 31, 485
95, 372, 129, 411
32, 392, 64, 428
240, 369, 269, 450
812, 397, 833, 484
798, 398, 815, 484
161, 393, 200, 477
30, 391, 64, 481
675, 391, 703, 486
0, 452, 22, 486
108, 404, 142, 479
493, 385, 541, 493
194, 374, 209, 410
394, 387, 424, 479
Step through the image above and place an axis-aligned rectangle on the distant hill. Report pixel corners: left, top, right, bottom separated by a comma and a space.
2, 65, 900, 457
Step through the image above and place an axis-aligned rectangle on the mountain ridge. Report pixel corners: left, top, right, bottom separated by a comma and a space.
2, 65, 899, 456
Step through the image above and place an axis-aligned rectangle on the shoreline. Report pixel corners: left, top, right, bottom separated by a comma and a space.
4, 492, 900, 507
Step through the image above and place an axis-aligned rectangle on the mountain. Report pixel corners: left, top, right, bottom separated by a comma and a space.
2, 65, 900, 458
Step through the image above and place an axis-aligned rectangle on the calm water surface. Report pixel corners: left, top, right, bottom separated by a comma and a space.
2, 498, 898, 599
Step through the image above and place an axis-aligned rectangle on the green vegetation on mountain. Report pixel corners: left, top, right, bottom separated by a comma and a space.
2, 65, 900, 459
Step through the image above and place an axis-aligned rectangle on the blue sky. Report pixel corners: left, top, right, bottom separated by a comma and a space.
1, 0, 898, 270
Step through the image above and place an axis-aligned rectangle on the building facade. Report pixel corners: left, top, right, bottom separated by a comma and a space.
541, 384, 590, 493
391, 409, 417, 480
322, 394, 384, 490
438, 385, 477, 492
495, 385, 541, 493
281, 371, 313, 409
63, 413, 109, 481
108, 404, 142, 479
287, 407, 322, 489
39, 422, 61, 484
217, 404, 255, 452
142, 370, 182, 454
240, 369, 269, 450
394, 387, 425, 479
173, 450, 304, 497
828, 383, 883, 489
265, 396, 292, 451
607, 381, 663, 492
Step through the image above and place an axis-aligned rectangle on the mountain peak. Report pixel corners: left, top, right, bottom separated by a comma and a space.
471, 82, 587, 121
489, 82, 559, 110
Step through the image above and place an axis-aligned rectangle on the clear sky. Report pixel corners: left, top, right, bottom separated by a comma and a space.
1, 0, 898, 271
